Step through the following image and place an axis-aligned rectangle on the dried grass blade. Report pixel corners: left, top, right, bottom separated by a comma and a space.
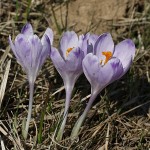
0, 136, 6, 150
0, 47, 10, 65
0, 60, 11, 108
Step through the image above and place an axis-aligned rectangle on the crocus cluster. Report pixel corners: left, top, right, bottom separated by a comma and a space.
9, 23, 135, 140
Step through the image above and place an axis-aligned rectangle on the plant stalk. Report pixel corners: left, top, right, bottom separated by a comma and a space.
71, 91, 98, 139
38, 83, 51, 143
23, 81, 34, 139
56, 86, 73, 141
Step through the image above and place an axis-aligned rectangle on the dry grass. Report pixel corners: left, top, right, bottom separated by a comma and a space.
0, 0, 150, 149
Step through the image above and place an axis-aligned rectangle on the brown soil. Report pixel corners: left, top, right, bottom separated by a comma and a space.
49, 0, 137, 34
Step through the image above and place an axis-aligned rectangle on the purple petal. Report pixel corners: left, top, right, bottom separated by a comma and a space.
60, 31, 78, 59
82, 53, 100, 91
41, 34, 51, 55
21, 23, 33, 36
87, 34, 98, 55
113, 39, 135, 74
79, 33, 98, 56
83, 54, 124, 93
29, 35, 43, 68
78, 34, 87, 55
14, 34, 32, 70
9, 35, 28, 73
94, 33, 114, 60
39, 35, 51, 69
108, 57, 124, 82
79, 33, 90, 56
41, 28, 53, 45
50, 47, 68, 77
66, 47, 84, 73
9, 36, 21, 61
89, 34, 98, 45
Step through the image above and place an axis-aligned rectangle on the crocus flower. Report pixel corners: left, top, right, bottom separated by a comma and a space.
71, 33, 135, 139
50, 31, 90, 140
9, 23, 52, 139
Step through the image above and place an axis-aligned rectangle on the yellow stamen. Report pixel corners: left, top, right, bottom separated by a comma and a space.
100, 60, 103, 65
102, 51, 112, 64
66, 47, 74, 57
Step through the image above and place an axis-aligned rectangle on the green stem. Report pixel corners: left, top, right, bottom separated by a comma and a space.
56, 86, 73, 141
37, 107, 45, 143
71, 91, 99, 139
38, 85, 50, 143
51, 3, 62, 35
25, 0, 32, 21
23, 81, 34, 139
15, 0, 19, 21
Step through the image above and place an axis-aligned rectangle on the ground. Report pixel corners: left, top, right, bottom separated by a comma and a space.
0, 0, 150, 149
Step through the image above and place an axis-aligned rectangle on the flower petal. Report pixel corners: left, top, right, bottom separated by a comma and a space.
89, 34, 98, 45
82, 53, 100, 91
29, 35, 43, 68
66, 47, 84, 73
94, 33, 114, 60
78, 34, 88, 56
41, 28, 53, 45
108, 57, 124, 82
21, 23, 33, 36
9, 35, 21, 61
60, 31, 78, 59
50, 47, 68, 77
39, 35, 51, 70
14, 34, 32, 71
113, 39, 135, 74
87, 34, 98, 54
83, 54, 123, 93
79, 33, 98, 56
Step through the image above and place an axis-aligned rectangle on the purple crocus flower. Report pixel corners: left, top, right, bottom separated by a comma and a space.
71, 33, 135, 139
50, 31, 90, 140
9, 23, 52, 139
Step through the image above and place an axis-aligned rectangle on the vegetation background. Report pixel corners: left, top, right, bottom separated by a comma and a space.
0, 0, 150, 149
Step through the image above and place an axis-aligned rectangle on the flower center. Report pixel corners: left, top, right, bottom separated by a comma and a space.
66, 47, 74, 57
100, 51, 112, 65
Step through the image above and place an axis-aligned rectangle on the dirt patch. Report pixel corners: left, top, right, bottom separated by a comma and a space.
49, 0, 136, 34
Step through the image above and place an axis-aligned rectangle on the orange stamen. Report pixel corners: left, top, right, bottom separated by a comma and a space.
102, 51, 112, 64
66, 47, 74, 57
